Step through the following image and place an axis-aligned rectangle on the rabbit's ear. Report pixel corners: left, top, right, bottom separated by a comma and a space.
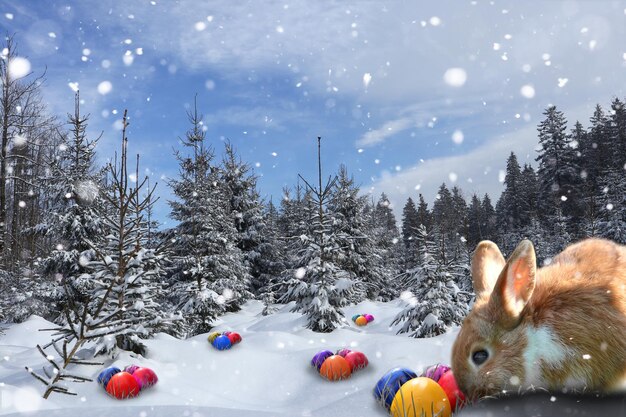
492, 240, 536, 327
471, 240, 506, 296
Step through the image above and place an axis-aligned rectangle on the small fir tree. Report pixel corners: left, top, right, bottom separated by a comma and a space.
283, 137, 354, 332
392, 226, 469, 338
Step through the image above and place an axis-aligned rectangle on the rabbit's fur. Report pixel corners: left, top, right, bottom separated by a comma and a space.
451, 238, 626, 399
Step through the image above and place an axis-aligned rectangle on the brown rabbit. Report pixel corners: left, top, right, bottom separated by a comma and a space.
451, 238, 626, 400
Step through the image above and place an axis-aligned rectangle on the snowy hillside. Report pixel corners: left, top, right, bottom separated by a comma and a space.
0, 300, 459, 417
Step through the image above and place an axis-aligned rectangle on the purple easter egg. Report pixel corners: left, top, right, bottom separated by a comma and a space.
311, 350, 334, 370
364, 314, 374, 323
124, 365, 140, 375
336, 348, 352, 357
223, 331, 232, 336
421, 363, 451, 382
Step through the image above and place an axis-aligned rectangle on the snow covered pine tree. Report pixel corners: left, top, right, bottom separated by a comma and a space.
167, 99, 250, 336
392, 226, 469, 338
283, 137, 355, 332
27, 110, 170, 397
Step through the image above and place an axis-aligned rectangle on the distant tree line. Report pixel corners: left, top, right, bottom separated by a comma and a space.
398, 100, 626, 267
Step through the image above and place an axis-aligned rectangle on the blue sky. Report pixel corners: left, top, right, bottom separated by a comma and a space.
3, 1, 626, 226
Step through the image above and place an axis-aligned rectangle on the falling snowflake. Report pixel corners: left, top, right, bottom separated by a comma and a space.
123, 51, 134, 66
13, 134, 27, 147
97, 81, 112, 95
520, 84, 535, 99
443, 68, 467, 87
363, 72, 372, 88
452, 130, 464, 144
8, 57, 31, 79
75, 180, 99, 203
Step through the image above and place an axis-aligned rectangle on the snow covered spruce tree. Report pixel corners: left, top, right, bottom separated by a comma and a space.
167, 100, 250, 336
536, 106, 581, 235
392, 225, 469, 338
27, 110, 168, 398
467, 194, 484, 248
401, 197, 420, 270
480, 194, 497, 242
431, 184, 468, 263
576, 119, 602, 236
595, 99, 626, 243
368, 193, 401, 297
497, 153, 523, 232
328, 164, 385, 302
597, 170, 626, 243
39, 93, 104, 316
275, 183, 311, 298
495, 153, 525, 255
83, 111, 170, 354
283, 137, 355, 332
258, 199, 285, 315
221, 142, 281, 295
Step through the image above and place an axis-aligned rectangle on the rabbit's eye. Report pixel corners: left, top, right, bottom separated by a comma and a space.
472, 349, 489, 365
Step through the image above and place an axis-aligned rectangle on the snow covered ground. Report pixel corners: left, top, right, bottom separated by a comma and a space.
0, 300, 459, 417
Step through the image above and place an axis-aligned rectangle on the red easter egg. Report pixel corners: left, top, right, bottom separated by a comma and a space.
227, 332, 242, 344
132, 367, 158, 389
106, 371, 140, 399
344, 351, 369, 371
438, 370, 466, 412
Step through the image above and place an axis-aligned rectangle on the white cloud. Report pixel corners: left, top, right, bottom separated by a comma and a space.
354, 93, 498, 147
204, 105, 309, 132
79, 1, 623, 104
368, 124, 540, 212
356, 118, 414, 147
